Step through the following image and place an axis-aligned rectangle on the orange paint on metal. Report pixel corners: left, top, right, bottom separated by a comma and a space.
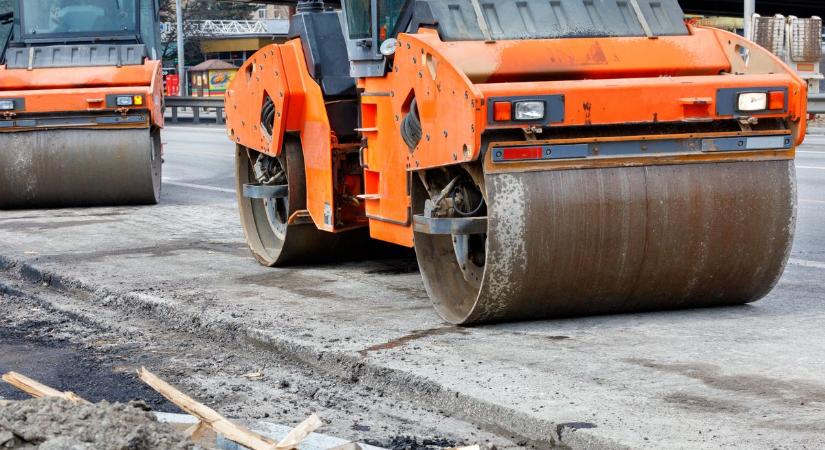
226, 19, 807, 249
360, 94, 413, 247
224, 44, 290, 157
425, 27, 732, 83
0, 64, 158, 90
478, 73, 802, 128
225, 40, 363, 234
0, 60, 163, 128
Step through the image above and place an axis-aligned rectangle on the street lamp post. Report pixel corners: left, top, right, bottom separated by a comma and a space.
744, 0, 755, 39
175, 0, 187, 96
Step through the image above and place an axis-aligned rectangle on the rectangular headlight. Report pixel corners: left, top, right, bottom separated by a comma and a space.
737, 93, 768, 112
0, 100, 14, 111
115, 96, 134, 106
514, 101, 545, 121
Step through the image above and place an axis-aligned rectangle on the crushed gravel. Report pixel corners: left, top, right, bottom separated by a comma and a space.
0, 397, 193, 450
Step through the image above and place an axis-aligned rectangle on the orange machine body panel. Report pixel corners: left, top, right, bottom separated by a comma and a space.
226, 24, 808, 248
226, 40, 363, 233
0, 61, 164, 129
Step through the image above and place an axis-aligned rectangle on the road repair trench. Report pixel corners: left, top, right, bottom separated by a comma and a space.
0, 269, 516, 449
0, 321, 173, 410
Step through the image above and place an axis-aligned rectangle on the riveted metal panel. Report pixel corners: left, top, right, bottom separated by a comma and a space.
412, 0, 688, 42
4, 44, 146, 69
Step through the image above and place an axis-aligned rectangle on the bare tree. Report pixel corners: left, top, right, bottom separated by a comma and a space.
160, 0, 262, 67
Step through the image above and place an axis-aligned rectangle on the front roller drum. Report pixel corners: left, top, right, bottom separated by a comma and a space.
414, 160, 796, 324
236, 137, 368, 266
0, 128, 161, 209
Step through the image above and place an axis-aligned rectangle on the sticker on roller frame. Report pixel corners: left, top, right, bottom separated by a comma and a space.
702, 136, 793, 152
492, 144, 588, 162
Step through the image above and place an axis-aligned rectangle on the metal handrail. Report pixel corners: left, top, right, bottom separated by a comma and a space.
165, 96, 225, 108
810, 93, 825, 114
164, 96, 226, 125
160, 19, 288, 39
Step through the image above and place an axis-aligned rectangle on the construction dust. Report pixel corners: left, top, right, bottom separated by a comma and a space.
0, 397, 193, 450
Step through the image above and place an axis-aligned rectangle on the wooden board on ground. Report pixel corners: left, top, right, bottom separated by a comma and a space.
138, 367, 322, 450
1, 372, 88, 404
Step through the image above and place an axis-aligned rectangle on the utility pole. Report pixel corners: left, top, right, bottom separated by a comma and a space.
744, 0, 755, 39
175, 0, 187, 96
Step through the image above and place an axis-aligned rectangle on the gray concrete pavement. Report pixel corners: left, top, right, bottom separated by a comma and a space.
1, 125, 824, 448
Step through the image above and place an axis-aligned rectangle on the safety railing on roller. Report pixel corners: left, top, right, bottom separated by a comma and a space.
164, 96, 226, 125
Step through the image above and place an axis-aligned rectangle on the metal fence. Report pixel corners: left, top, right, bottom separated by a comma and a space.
160, 19, 289, 39
810, 94, 825, 114
165, 97, 226, 125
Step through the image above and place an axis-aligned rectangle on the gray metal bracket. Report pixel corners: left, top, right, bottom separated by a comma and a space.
242, 184, 288, 199
413, 215, 487, 235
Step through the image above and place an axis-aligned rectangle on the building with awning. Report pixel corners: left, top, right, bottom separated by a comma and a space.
188, 59, 238, 97
198, 19, 290, 67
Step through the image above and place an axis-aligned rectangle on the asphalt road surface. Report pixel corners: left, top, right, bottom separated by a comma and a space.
0, 125, 824, 449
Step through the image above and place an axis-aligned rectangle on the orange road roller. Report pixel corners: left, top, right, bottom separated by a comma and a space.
0, 0, 163, 209
226, 0, 807, 324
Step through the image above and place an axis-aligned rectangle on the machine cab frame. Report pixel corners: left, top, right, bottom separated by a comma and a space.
340, 0, 408, 77
2, 0, 162, 63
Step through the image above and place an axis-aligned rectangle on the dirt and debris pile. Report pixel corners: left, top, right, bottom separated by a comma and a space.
0, 397, 193, 450
364, 435, 459, 450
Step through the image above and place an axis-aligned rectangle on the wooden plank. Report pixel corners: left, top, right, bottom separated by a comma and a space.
185, 421, 212, 441
138, 367, 276, 450
138, 367, 321, 450
275, 414, 322, 449
1, 372, 88, 404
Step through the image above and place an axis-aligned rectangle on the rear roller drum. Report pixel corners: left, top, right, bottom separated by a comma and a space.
414, 159, 796, 325
236, 137, 360, 266
0, 128, 162, 209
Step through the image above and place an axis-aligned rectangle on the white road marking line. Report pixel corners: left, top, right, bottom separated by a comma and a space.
163, 180, 235, 194
797, 166, 825, 170
801, 199, 825, 205
788, 259, 825, 270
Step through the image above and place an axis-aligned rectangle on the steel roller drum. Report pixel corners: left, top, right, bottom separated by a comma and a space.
415, 160, 796, 324
0, 128, 161, 209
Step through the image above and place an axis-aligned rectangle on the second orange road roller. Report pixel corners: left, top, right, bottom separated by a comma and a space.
225, 0, 807, 324
0, 0, 163, 209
